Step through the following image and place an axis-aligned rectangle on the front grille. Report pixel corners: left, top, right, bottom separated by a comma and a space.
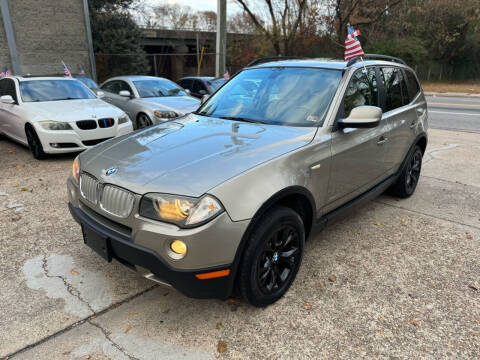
80, 173, 98, 204
76, 120, 97, 130
82, 137, 113, 146
100, 185, 135, 218
98, 118, 114, 128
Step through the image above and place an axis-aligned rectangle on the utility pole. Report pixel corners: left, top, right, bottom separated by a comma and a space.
215, 0, 226, 77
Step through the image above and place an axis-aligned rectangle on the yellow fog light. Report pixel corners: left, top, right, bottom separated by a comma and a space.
170, 240, 187, 255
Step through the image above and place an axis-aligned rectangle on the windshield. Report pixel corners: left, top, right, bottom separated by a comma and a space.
20, 80, 96, 102
133, 79, 187, 98
75, 76, 98, 89
197, 67, 342, 126
207, 78, 226, 91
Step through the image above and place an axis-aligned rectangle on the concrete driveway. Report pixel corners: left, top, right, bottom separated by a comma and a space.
0, 128, 479, 359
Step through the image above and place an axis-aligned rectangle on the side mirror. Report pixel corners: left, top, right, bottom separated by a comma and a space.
338, 106, 382, 129
96, 91, 105, 98
184, 89, 191, 95
119, 90, 131, 98
198, 89, 207, 95
201, 94, 210, 104
0, 95, 15, 104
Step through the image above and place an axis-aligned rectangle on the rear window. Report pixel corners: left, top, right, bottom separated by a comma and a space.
406, 70, 420, 101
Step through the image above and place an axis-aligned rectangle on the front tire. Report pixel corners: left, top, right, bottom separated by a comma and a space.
238, 206, 305, 307
135, 113, 153, 130
25, 125, 47, 160
389, 145, 423, 198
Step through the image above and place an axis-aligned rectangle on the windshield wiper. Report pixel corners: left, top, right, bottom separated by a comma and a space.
219, 116, 267, 124
52, 97, 79, 101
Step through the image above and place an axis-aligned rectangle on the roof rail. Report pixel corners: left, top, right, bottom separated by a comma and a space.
246, 56, 307, 67
347, 54, 407, 67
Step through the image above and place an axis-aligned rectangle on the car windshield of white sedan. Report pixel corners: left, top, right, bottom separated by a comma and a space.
197, 67, 342, 126
133, 79, 188, 98
20, 80, 96, 102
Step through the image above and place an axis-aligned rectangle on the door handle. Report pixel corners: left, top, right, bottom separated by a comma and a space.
377, 136, 388, 145
409, 120, 417, 129
416, 107, 425, 115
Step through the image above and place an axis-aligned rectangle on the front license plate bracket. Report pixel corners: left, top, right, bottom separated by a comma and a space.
82, 225, 112, 262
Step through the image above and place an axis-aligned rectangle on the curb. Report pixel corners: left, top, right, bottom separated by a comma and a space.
424, 91, 480, 98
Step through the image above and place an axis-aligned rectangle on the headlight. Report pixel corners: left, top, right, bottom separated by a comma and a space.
118, 113, 130, 124
153, 110, 178, 119
72, 156, 80, 182
139, 193, 223, 227
38, 121, 72, 130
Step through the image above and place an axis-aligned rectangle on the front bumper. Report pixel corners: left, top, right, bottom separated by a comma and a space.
35, 121, 133, 154
69, 203, 233, 299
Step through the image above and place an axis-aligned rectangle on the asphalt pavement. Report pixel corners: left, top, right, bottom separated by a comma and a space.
426, 95, 480, 132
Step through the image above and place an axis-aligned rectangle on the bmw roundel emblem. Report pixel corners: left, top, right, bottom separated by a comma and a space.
106, 167, 117, 176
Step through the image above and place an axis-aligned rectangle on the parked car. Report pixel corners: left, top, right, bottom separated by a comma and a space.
74, 75, 99, 91
177, 76, 227, 99
99, 75, 200, 130
0, 76, 133, 159
67, 55, 428, 306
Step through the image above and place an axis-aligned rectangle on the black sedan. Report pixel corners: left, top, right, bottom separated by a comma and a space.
177, 76, 226, 99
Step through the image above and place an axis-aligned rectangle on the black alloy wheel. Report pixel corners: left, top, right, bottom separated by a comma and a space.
406, 150, 422, 194
25, 126, 47, 160
238, 206, 305, 307
389, 145, 423, 198
136, 113, 153, 130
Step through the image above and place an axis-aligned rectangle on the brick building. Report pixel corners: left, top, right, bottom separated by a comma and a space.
0, 0, 96, 79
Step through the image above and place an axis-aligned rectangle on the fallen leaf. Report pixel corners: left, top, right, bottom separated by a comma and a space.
409, 319, 419, 327
217, 340, 227, 353
228, 297, 236, 303
378, 316, 385, 321
328, 275, 336, 282
401, 218, 406, 223
125, 325, 132, 333
304, 303, 312, 310
468, 285, 478, 291
127, 312, 137, 317
472, 332, 480, 337
85, 355, 91, 359
20, 187, 28, 192
319, 281, 325, 288
216, 322, 222, 330
466, 234, 473, 240
70, 269, 79, 276
374, 222, 383, 226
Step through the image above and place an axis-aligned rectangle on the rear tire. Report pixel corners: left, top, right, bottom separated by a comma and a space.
238, 206, 305, 307
25, 125, 47, 160
135, 113, 153, 130
389, 145, 423, 198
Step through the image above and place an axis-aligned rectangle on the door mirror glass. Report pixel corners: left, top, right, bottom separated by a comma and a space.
96, 90, 105, 98
201, 94, 210, 104
198, 89, 207, 95
0, 95, 15, 104
338, 106, 382, 128
119, 90, 131, 98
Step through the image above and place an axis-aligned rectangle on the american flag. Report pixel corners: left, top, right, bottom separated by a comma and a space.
223, 70, 230, 81
344, 25, 365, 61
0, 66, 11, 77
62, 61, 72, 77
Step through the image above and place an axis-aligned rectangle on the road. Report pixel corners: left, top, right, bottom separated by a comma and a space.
426, 95, 480, 132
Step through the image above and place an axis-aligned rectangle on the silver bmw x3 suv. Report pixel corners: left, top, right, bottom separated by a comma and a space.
67, 55, 428, 307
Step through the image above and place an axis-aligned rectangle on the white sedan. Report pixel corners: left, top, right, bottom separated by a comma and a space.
0, 76, 133, 159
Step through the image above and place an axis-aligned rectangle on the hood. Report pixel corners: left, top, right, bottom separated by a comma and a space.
80, 114, 316, 197
135, 96, 200, 114
25, 99, 123, 122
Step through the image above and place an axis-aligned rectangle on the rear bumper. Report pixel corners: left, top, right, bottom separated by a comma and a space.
69, 203, 232, 299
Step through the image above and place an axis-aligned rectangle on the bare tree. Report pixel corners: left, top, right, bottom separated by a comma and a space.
234, 0, 308, 55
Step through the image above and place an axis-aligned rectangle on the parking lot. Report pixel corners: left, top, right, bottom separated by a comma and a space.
1, 127, 479, 359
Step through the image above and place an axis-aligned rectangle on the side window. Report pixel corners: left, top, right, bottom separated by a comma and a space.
0, 79, 7, 96
4, 79, 17, 102
343, 67, 378, 117
380, 67, 404, 111
118, 80, 133, 94
179, 79, 193, 90
193, 80, 207, 93
406, 70, 420, 102
101, 81, 118, 93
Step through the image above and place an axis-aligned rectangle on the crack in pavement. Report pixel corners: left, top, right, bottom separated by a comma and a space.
420, 174, 480, 188
88, 320, 140, 360
423, 143, 460, 164
374, 200, 480, 230
41, 256, 95, 315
